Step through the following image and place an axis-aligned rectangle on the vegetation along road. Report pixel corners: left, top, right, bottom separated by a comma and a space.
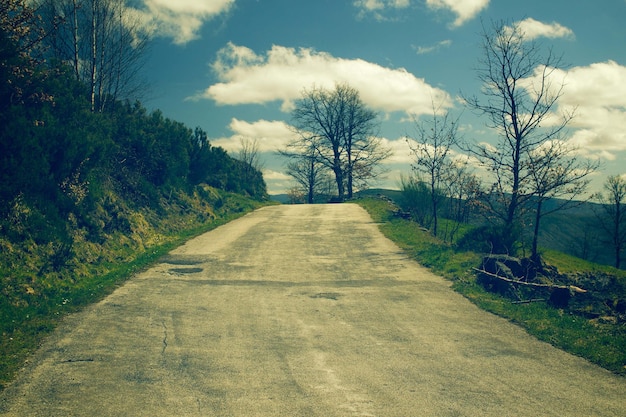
1, 204, 624, 416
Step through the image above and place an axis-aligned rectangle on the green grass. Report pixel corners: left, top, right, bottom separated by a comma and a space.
357, 197, 626, 376
359, 198, 481, 280
542, 248, 626, 277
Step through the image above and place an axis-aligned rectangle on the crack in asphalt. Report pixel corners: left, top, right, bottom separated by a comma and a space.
60, 358, 94, 364
161, 321, 168, 355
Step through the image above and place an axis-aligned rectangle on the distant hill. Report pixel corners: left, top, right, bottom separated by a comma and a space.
270, 188, 403, 205
269, 194, 290, 204
538, 205, 610, 266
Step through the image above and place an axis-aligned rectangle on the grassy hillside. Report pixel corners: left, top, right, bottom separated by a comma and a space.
363, 188, 618, 269
0, 188, 272, 390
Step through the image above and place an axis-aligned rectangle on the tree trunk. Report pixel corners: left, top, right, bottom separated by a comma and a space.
615, 199, 621, 269
307, 159, 315, 204
89, 0, 97, 112
71, 0, 80, 80
507, 138, 521, 228
613, 198, 622, 269
346, 168, 353, 199
532, 200, 543, 261
334, 171, 344, 201
430, 171, 438, 237
333, 156, 344, 201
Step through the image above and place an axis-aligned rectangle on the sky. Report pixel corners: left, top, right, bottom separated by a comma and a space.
132, 0, 626, 196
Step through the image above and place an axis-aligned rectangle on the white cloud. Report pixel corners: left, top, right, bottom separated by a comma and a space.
425, 0, 489, 27
528, 61, 626, 159
261, 169, 295, 195
199, 43, 452, 116
135, 0, 235, 44
353, 0, 411, 20
211, 118, 294, 152
382, 137, 414, 164
509, 18, 574, 40
262, 170, 292, 181
557, 61, 626, 110
354, 0, 410, 11
412, 39, 452, 55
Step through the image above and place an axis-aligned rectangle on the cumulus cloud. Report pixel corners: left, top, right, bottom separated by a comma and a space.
135, 0, 235, 44
354, 0, 410, 10
425, 0, 490, 27
527, 61, 626, 159
262, 170, 292, 181
378, 137, 413, 164
353, 0, 411, 20
557, 61, 626, 110
198, 43, 452, 116
211, 118, 294, 152
508, 18, 574, 40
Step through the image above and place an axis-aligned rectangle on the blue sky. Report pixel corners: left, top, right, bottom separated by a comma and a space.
134, 0, 626, 195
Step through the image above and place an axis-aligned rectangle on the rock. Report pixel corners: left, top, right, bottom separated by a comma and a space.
548, 287, 571, 308
481, 254, 524, 279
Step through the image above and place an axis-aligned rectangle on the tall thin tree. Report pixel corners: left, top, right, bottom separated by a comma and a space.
463, 19, 575, 252
526, 140, 597, 261
280, 140, 327, 204
595, 175, 626, 269
407, 103, 459, 237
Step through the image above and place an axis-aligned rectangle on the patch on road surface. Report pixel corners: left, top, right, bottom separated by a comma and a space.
310, 292, 343, 300
169, 267, 203, 274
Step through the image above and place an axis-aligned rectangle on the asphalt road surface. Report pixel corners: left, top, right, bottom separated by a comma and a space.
1, 204, 625, 416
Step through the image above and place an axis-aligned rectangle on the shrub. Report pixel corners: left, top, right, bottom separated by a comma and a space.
457, 223, 521, 255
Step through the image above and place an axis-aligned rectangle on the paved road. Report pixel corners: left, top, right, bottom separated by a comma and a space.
1, 204, 625, 416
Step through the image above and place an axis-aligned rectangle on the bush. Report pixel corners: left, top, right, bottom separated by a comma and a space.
457, 223, 520, 255
398, 175, 431, 225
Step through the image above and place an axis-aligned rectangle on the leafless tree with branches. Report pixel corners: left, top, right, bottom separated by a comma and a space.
38, 0, 149, 112
407, 103, 460, 236
595, 175, 626, 269
289, 83, 388, 201
463, 19, 594, 254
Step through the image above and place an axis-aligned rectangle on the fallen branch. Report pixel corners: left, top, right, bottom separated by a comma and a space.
472, 268, 587, 293
511, 299, 547, 304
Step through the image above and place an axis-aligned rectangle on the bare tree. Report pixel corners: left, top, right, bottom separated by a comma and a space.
238, 137, 263, 170
526, 140, 598, 261
237, 137, 264, 187
38, 0, 149, 112
346, 134, 392, 197
341, 87, 389, 198
444, 158, 481, 224
291, 84, 345, 200
280, 141, 327, 204
1, 0, 47, 58
287, 186, 305, 204
463, 19, 576, 252
406, 104, 460, 237
290, 83, 385, 201
595, 175, 626, 269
